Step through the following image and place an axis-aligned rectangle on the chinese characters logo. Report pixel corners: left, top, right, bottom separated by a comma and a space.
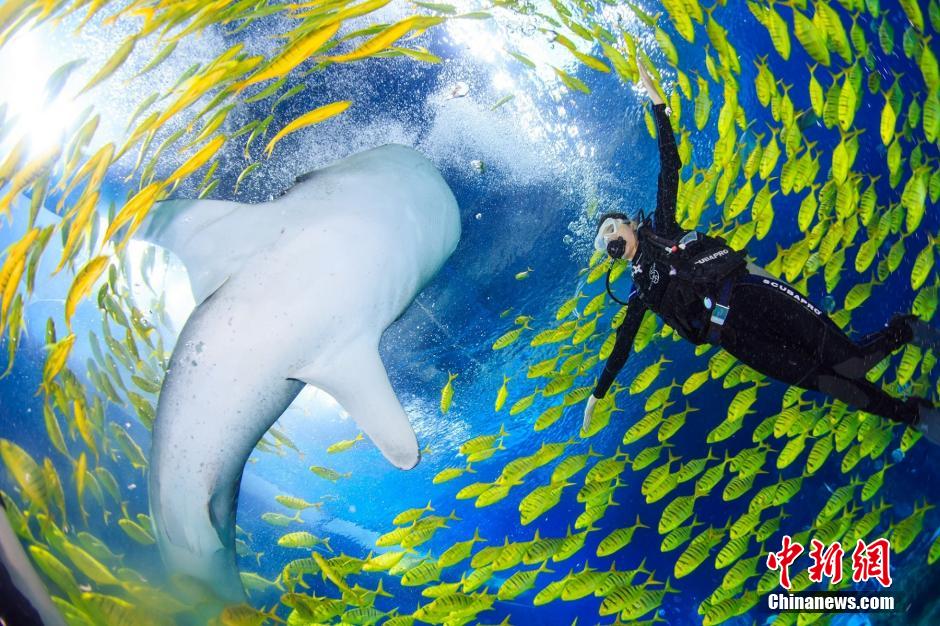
766, 535, 892, 590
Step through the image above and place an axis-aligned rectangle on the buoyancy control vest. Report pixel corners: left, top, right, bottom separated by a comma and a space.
624, 226, 749, 343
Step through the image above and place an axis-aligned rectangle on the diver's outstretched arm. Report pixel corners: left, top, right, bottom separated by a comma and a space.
584, 295, 647, 432
652, 102, 682, 239
592, 295, 648, 399
637, 61, 664, 105
637, 59, 682, 238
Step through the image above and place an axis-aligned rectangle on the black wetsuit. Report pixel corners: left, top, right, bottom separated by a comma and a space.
593, 103, 922, 425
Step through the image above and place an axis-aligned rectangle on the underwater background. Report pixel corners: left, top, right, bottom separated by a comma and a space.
0, 0, 939, 624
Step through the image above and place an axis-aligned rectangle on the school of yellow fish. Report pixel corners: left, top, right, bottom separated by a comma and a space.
0, 0, 939, 624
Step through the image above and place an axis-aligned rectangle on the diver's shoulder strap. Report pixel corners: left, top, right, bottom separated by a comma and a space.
639, 226, 700, 251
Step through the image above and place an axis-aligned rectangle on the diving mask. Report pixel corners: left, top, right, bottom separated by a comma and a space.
594, 217, 625, 253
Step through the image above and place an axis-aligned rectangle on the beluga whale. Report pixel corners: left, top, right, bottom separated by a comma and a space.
140, 143, 461, 605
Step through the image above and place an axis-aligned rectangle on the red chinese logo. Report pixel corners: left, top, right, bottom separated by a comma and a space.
766, 534, 804, 590
808, 539, 844, 584
767, 536, 892, 589
851, 538, 892, 587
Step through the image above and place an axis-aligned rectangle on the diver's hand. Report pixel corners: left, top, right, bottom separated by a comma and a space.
636, 60, 665, 106
582, 395, 599, 434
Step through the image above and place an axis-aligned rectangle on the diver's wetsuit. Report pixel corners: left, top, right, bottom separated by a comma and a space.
593, 102, 923, 425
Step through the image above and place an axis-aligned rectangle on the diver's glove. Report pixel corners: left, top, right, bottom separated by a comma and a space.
582, 394, 599, 435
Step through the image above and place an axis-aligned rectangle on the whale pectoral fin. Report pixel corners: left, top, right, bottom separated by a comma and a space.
140, 199, 283, 306
292, 342, 420, 470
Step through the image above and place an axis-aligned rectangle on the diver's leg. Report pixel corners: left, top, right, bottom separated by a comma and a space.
719, 276, 834, 386
719, 328, 809, 385
814, 371, 940, 446
719, 273, 940, 439
718, 281, 821, 387
720, 307, 920, 424
826, 313, 940, 376
811, 371, 920, 425
821, 314, 913, 379
729, 272, 913, 379
723, 320, 926, 425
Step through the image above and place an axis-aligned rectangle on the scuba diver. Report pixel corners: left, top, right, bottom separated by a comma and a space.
582, 61, 940, 443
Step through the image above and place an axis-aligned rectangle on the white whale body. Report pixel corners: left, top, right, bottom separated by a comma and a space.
141, 144, 460, 603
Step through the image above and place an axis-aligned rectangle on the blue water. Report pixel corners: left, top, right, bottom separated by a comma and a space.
1, 0, 940, 625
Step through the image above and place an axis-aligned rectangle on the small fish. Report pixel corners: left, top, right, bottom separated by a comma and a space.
278, 531, 332, 551
376, 525, 413, 548
234, 162, 261, 194
555, 293, 584, 321
59, 537, 120, 586
458, 424, 509, 455
239, 571, 283, 592
45, 58, 87, 103
118, 517, 155, 545
392, 501, 434, 526
440, 372, 458, 414
401, 559, 443, 587
166, 135, 225, 187
552, 65, 590, 93
497, 561, 552, 600
455, 482, 493, 500
363, 550, 407, 572
264, 101, 352, 157
515, 267, 533, 280
596, 515, 648, 557
218, 604, 280, 626
233, 21, 341, 92
0, 440, 49, 513
78, 36, 137, 96
65, 256, 109, 328
491, 93, 515, 110
630, 355, 671, 395
269, 426, 303, 457
275, 495, 322, 511
494, 375, 511, 412
519, 480, 572, 525
323, 16, 437, 64
261, 511, 303, 527
436, 528, 485, 568
432, 464, 474, 485
326, 433, 364, 454
309, 466, 351, 481
890, 500, 935, 553
493, 325, 529, 350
